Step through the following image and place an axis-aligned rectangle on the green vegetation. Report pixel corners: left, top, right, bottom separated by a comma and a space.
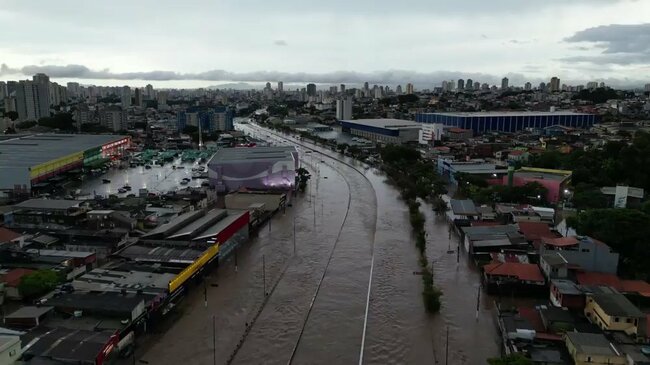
380, 144, 444, 313
38, 112, 76, 131
18, 270, 62, 300
572, 87, 619, 104
529, 131, 650, 207
80, 123, 113, 133
487, 354, 533, 365
5, 111, 19, 121
16, 120, 38, 129
568, 208, 650, 280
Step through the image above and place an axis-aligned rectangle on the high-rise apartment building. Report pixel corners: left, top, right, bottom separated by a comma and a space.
396, 85, 403, 94
67, 82, 80, 98
277, 81, 283, 93
501, 77, 509, 90
157, 91, 168, 106
145, 84, 154, 99
329, 86, 337, 94
340, 84, 345, 94
134, 88, 143, 107
306, 83, 317, 96
336, 96, 353, 120
0, 81, 6, 99
524, 82, 532, 91
15, 80, 39, 121
121, 86, 131, 108
406, 83, 414, 94
550, 77, 561, 92
645, 83, 650, 92
466, 79, 473, 90
100, 105, 127, 132
457, 79, 465, 91
32, 73, 51, 118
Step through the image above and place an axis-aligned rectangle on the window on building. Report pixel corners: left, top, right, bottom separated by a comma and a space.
627, 318, 632, 323
614, 317, 620, 322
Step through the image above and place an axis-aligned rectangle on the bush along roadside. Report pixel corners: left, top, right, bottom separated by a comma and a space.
408, 199, 442, 313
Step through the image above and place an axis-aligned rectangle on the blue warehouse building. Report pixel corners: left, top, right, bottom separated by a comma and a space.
415, 111, 599, 134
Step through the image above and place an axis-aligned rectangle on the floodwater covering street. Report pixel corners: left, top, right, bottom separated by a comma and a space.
136, 122, 499, 365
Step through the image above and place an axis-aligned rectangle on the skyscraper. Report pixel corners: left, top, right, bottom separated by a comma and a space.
501, 77, 509, 90
336, 96, 353, 120
441, 81, 448, 91
32, 73, 51, 118
145, 84, 154, 99
265, 82, 272, 90
539, 82, 547, 92
0, 81, 6, 99
406, 83, 414, 94
121, 86, 131, 108
457, 79, 465, 91
157, 91, 168, 106
67, 82, 80, 98
524, 82, 532, 91
340, 84, 346, 94
16, 80, 38, 121
277, 81, 283, 93
134, 88, 143, 107
329, 86, 337, 94
466, 79, 473, 90
306, 83, 317, 96
550, 77, 560, 92
396, 85, 403, 94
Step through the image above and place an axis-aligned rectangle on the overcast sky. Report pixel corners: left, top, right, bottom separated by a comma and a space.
1, 0, 649, 88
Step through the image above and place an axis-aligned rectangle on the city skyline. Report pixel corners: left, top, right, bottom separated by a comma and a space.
1, 1, 649, 88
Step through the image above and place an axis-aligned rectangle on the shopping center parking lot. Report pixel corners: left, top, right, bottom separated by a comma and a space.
79, 159, 209, 198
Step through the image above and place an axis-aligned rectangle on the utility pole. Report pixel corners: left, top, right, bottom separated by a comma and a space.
204, 279, 208, 308
262, 255, 266, 296
476, 285, 481, 321
445, 326, 449, 365
212, 315, 217, 365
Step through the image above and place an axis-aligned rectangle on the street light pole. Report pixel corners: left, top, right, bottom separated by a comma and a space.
262, 255, 266, 296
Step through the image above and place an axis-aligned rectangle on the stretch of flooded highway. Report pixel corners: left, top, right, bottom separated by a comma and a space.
136, 122, 499, 365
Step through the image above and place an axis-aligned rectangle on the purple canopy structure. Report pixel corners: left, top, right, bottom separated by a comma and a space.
207, 146, 299, 192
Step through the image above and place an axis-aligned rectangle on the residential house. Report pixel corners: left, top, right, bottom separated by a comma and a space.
540, 236, 619, 274
540, 252, 569, 280
518, 221, 561, 249
549, 279, 585, 310
483, 262, 546, 294
0, 268, 34, 300
564, 332, 625, 365
584, 287, 647, 338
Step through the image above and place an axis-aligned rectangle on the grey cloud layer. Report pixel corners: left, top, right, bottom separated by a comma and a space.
564, 23, 650, 65
0, 63, 516, 85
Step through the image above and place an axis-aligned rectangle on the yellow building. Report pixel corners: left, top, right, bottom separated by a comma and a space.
564, 332, 625, 365
584, 287, 646, 337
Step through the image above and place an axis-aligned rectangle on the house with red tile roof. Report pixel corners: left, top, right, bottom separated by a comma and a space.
518, 221, 560, 249
483, 262, 546, 294
0, 227, 23, 244
0, 268, 35, 299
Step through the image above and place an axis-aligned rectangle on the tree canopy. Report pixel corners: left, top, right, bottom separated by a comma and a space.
18, 270, 62, 300
568, 208, 650, 279
487, 354, 532, 365
529, 131, 650, 199
38, 112, 76, 131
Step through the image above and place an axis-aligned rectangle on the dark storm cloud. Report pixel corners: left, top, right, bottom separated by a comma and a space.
563, 23, 650, 65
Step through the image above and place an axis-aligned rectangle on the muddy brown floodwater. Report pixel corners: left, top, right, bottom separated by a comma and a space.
135, 123, 499, 365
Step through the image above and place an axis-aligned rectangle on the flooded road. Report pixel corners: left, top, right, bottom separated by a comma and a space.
137, 123, 498, 365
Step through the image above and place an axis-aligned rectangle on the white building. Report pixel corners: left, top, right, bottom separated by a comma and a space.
406, 83, 414, 94
335, 97, 353, 120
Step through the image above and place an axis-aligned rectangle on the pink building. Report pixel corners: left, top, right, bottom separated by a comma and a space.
503, 168, 572, 204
